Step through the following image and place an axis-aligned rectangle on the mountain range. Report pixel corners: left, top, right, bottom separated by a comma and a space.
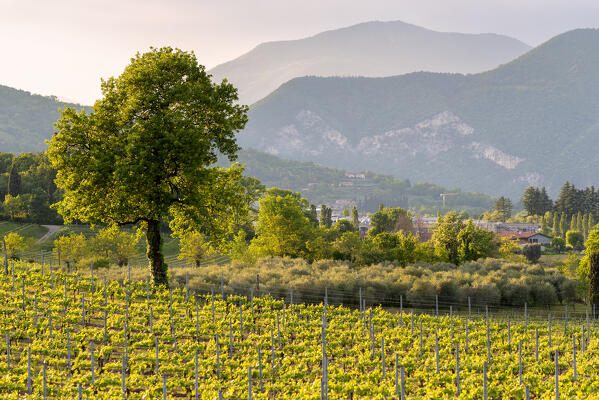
239, 29, 599, 198
209, 20, 531, 105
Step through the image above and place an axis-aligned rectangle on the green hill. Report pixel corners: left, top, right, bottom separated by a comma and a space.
234, 148, 494, 215
0, 85, 81, 153
240, 29, 599, 197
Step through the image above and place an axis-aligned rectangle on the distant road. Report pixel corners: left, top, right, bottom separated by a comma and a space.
37, 225, 61, 244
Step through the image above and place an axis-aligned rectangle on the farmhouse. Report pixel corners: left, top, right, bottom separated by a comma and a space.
498, 232, 552, 245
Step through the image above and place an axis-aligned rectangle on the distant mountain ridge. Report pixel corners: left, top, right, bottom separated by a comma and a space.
239, 29, 599, 198
209, 20, 531, 105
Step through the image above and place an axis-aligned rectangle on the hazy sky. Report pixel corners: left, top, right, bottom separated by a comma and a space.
1, 0, 598, 104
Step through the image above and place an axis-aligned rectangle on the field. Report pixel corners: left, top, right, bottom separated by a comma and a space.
0, 260, 596, 399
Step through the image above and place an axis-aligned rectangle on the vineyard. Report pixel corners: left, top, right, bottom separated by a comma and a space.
0, 260, 597, 399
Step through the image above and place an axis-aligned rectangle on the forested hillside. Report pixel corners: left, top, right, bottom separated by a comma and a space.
0, 85, 81, 153
240, 29, 599, 198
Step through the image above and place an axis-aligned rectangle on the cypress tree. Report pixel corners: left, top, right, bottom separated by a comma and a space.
560, 214, 567, 238
577, 212, 583, 232
541, 216, 549, 235
351, 206, 359, 230
7, 163, 21, 197
570, 214, 577, 232
583, 213, 590, 239
319, 205, 327, 227
589, 252, 599, 306
553, 213, 560, 238
589, 214, 595, 233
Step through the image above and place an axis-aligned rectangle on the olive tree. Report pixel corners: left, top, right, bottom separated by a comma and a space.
48, 47, 248, 285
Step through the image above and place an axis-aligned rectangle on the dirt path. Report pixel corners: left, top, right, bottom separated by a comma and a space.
37, 225, 62, 244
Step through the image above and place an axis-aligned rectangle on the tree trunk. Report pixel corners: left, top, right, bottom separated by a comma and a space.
146, 219, 168, 286
589, 252, 599, 306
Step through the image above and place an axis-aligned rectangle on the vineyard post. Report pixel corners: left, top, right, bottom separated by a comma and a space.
277, 312, 281, 349
216, 335, 220, 378
12, 262, 14, 290
185, 272, 188, 304
250, 288, 254, 316
78, 383, 82, 400
400, 296, 403, 326
359, 287, 362, 312
593, 304, 596, 328
564, 305, 568, 336
582, 325, 585, 353
229, 319, 233, 356
395, 354, 398, 397
525, 302, 527, 333
194, 349, 198, 400
535, 328, 539, 361
518, 340, 522, 384
419, 320, 423, 357
34, 293, 38, 326
5, 333, 9, 368
586, 309, 590, 339
271, 330, 275, 374
51, 264, 54, 289
382, 337, 385, 379
435, 295, 438, 317
450, 306, 453, 339
400, 365, 405, 400
41, 249, 44, 271
249, 366, 252, 400
104, 277, 108, 306
146, 277, 149, 302
196, 303, 199, 339
456, 344, 460, 396
468, 297, 471, 320
3, 238, 7, 275
290, 288, 294, 311
64, 277, 67, 304
219, 389, 223, 400
240, 301, 244, 337
572, 335, 577, 382
91, 261, 94, 294
487, 309, 491, 364
49, 310, 52, 338
526, 385, 530, 400
258, 346, 263, 392
282, 300, 286, 330
67, 327, 71, 371
162, 375, 167, 400
465, 319, 469, 353
104, 310, 108, 345
211, 288, 215, 323
21, 278, 25, 311
27, 346, 31, 394
155, 337, 159, 376
435, 332, 439, 373
255, 273, 258, 297
43, 362, 47, 400
91, 342, 95, 384
150, 307, 154, 334
555, 350, 559, 400
128, 262, 131, 283
410, 311, 414, 336
122, 355, 126, 399
508, 315, 511, 354
483, 361, 487, 400
221, 272, 225, 300
548, 313, 551, 347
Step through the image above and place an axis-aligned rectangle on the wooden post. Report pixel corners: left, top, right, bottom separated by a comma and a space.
549, 313, 552, 347
258, 346, 263, 392
35, 293, 38, 326
526, 385, 530, 400
216, 335, 220, 379
155, 337, 159, 376
248, 366, 252, 400
524, 302, 527, 333
456, 344, 460, 396
277, 312, 281, 349
240, 301, 244, 337
536, 328, 539, 361
450, 306, 453, 339
67, 328, 71, 371
27, 346, 31, 394
518, 340, 522, 384
508, 315, 511, 354
194, 349, 198, 400
468, 297, 471, 320
564, 305, 568, 336
43, 362, 47, 400
122, 355, 127, 399
465, 320, 469, 353
163, 374, 167, 400
395, 353, 399, 397
435, 332, 439, 373
359, 287, 362, 312
573, 335, 577, 382
104, 310, 108, 345
555, 350, 559, 400
483, 361, 488, 400
400, 295, 403, 326
5, 334, 9, 368
212, 288, 215, 323
382, 337, 385, 379
91, 342, 95, 384
400, 364, 405, 400
3, 238, 8, 275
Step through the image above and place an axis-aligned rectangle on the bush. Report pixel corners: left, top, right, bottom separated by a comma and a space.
522, 244, 542, 263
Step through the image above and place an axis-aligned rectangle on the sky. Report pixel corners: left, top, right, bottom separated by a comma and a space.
1, 0, 598, 104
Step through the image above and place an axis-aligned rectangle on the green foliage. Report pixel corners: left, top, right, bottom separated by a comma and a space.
589, 252, 599, 306
565, 230, 584, 250
431, 211, 465, 264
493, 196, 513, 222
550, 237, 566, 253
457, 220, 497, 262
177, 231, 215, 267
369, 206, 413, 236
2, 232, 27, 259
351, 206, 359, 229
521, 243, 542, 264
48, 47, 248, 285
521, 186, 552, 216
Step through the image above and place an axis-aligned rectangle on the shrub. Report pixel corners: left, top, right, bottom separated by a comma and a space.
522, 244, 542, 263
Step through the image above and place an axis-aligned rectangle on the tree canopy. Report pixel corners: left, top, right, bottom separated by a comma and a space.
48, 47, 248, 285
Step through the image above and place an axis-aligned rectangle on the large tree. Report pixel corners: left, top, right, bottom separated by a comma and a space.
48, 47, 248, 285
